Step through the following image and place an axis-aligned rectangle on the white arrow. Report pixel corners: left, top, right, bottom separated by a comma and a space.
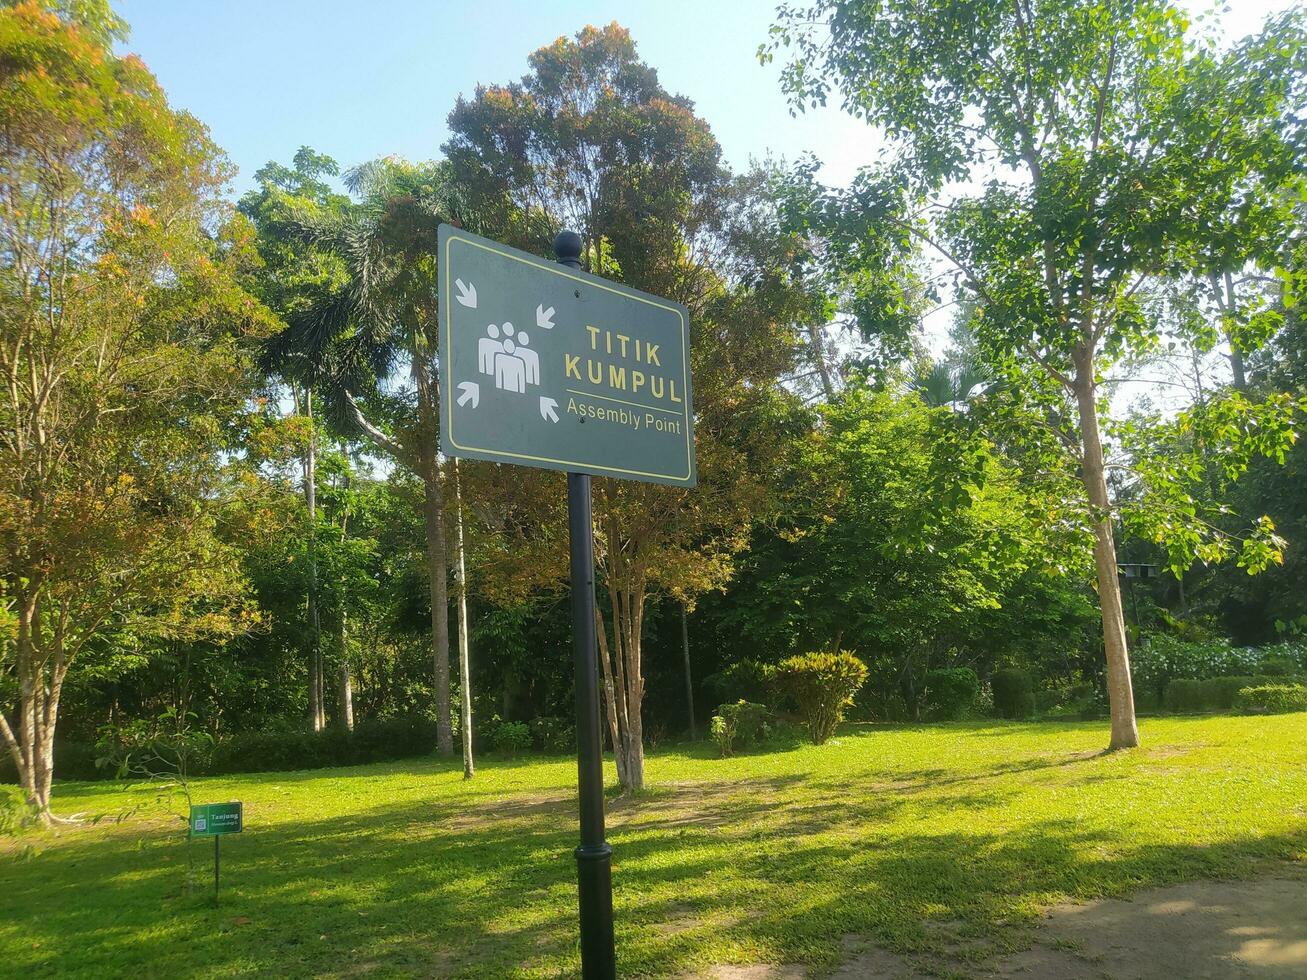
536, 304, 555, 329
457, 381, 480, 408
454, 279, 477, 308
539, 396, 559, 423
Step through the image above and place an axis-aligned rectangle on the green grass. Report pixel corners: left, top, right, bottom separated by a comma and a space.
2, 714, 1305, 977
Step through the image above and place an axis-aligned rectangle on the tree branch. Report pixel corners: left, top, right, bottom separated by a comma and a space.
345, 391, 403, 457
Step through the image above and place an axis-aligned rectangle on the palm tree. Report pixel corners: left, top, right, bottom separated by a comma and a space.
902, 357, 996, 411
260, 158, 465, 757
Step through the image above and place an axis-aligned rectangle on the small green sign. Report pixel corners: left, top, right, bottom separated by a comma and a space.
438, 225, 696, 486
190, 801, 242, 837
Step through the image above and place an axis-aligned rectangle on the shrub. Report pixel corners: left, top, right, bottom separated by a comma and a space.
483, 717, 532, 755
991, 668, 1035, 719
0, 783, 35, 836
708, 700, 771, 757
1234, 684, 1307, 714
923, 667, 980, 720
529, 716, 574, 754
773, 651, 868, 745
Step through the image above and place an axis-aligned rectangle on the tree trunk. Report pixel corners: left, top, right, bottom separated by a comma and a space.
304, 390, 325, 732
1073, 354, 1140, 750
0, 593, 66, 822
338, 611, 354, 731
1223, 272, 1248, 392
594, 606, 627, 786
420, 447, 453, 756
808, 321, 836, 400
453, 460, 474, 780
598, 565, 645, 791
680, 602, 696, 740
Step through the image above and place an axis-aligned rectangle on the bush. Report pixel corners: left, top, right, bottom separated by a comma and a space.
773, 651, 868, 745
529, 716, 574, 754
1234, 684, 1307, 714
991, 668, 1035, 719
708, 700, 771, 757
482, 717, 532, 755
923, 668, 980, 720
0, 783, 35, 836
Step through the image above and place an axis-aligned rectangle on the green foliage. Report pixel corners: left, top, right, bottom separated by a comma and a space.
1165, 677, 1256, 714
765, 0, 1307, 750
774, 651, 868, 744
704, 660, 774, 707
529, 717, 574, 755
94, 708, 215, 810
205, 718, 436, 775
1132, 636, 1307, 704
922, 668, 980, 720
709, 701, 773, 757
991, 669, 1036, 720
0, 783, 34, 836
482, 717, 532, 756
1235, 684, 1307, 714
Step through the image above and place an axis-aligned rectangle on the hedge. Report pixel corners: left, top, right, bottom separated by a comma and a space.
1234, 684, 1307, 714
1163, 674, 1306, 714
1, 716, 440, 784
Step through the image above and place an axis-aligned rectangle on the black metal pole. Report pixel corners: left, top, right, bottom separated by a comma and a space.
214, 835, 220, 896
557, 230, 615, 979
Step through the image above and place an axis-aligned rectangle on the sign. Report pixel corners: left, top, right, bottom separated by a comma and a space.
190, 801, 242, 837
438, 224, 696, 486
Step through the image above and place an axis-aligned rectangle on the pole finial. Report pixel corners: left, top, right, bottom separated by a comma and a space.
554, 229, 583, 269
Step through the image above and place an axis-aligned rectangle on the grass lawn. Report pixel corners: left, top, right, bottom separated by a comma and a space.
2, 714, 1305, 978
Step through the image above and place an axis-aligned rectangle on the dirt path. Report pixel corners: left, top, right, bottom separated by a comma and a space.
706, 876, 1307, 979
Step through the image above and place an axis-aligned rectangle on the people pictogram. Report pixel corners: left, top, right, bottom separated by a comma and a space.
480, 322, 538, 395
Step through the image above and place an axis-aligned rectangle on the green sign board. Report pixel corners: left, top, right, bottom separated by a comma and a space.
438, 225, 696, 486
190, 801, 242, 837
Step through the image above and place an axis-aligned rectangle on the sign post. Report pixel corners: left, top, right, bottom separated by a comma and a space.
439, 224, 695, 979
189, 801, 243, 897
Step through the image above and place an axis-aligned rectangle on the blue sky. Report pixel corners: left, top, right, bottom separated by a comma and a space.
117, 0, 879, 197
117, 0, 1294, 201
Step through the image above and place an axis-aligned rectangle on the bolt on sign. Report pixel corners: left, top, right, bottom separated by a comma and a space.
438, 224, 696, 487
189, 801, 242, 837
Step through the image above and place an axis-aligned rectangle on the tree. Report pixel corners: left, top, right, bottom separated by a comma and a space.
446, 24, 814, 788
0, 3, 270, 817
766, 0, 1307, 748
245, 155, 462, 757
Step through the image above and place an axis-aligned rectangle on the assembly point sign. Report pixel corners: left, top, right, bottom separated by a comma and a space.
438, 225, 696, 486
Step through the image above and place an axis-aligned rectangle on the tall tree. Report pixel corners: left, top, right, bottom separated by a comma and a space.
766, 0, 1307, 748
446, 24, 813, 788
244, 155, 462, 756
0, 2, 270, 816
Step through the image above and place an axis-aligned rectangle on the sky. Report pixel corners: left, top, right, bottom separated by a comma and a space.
117, 0, 1296, 201
115, 0, 1298, 399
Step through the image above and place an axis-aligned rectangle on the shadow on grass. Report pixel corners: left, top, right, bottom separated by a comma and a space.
1, 749, 1303, 978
